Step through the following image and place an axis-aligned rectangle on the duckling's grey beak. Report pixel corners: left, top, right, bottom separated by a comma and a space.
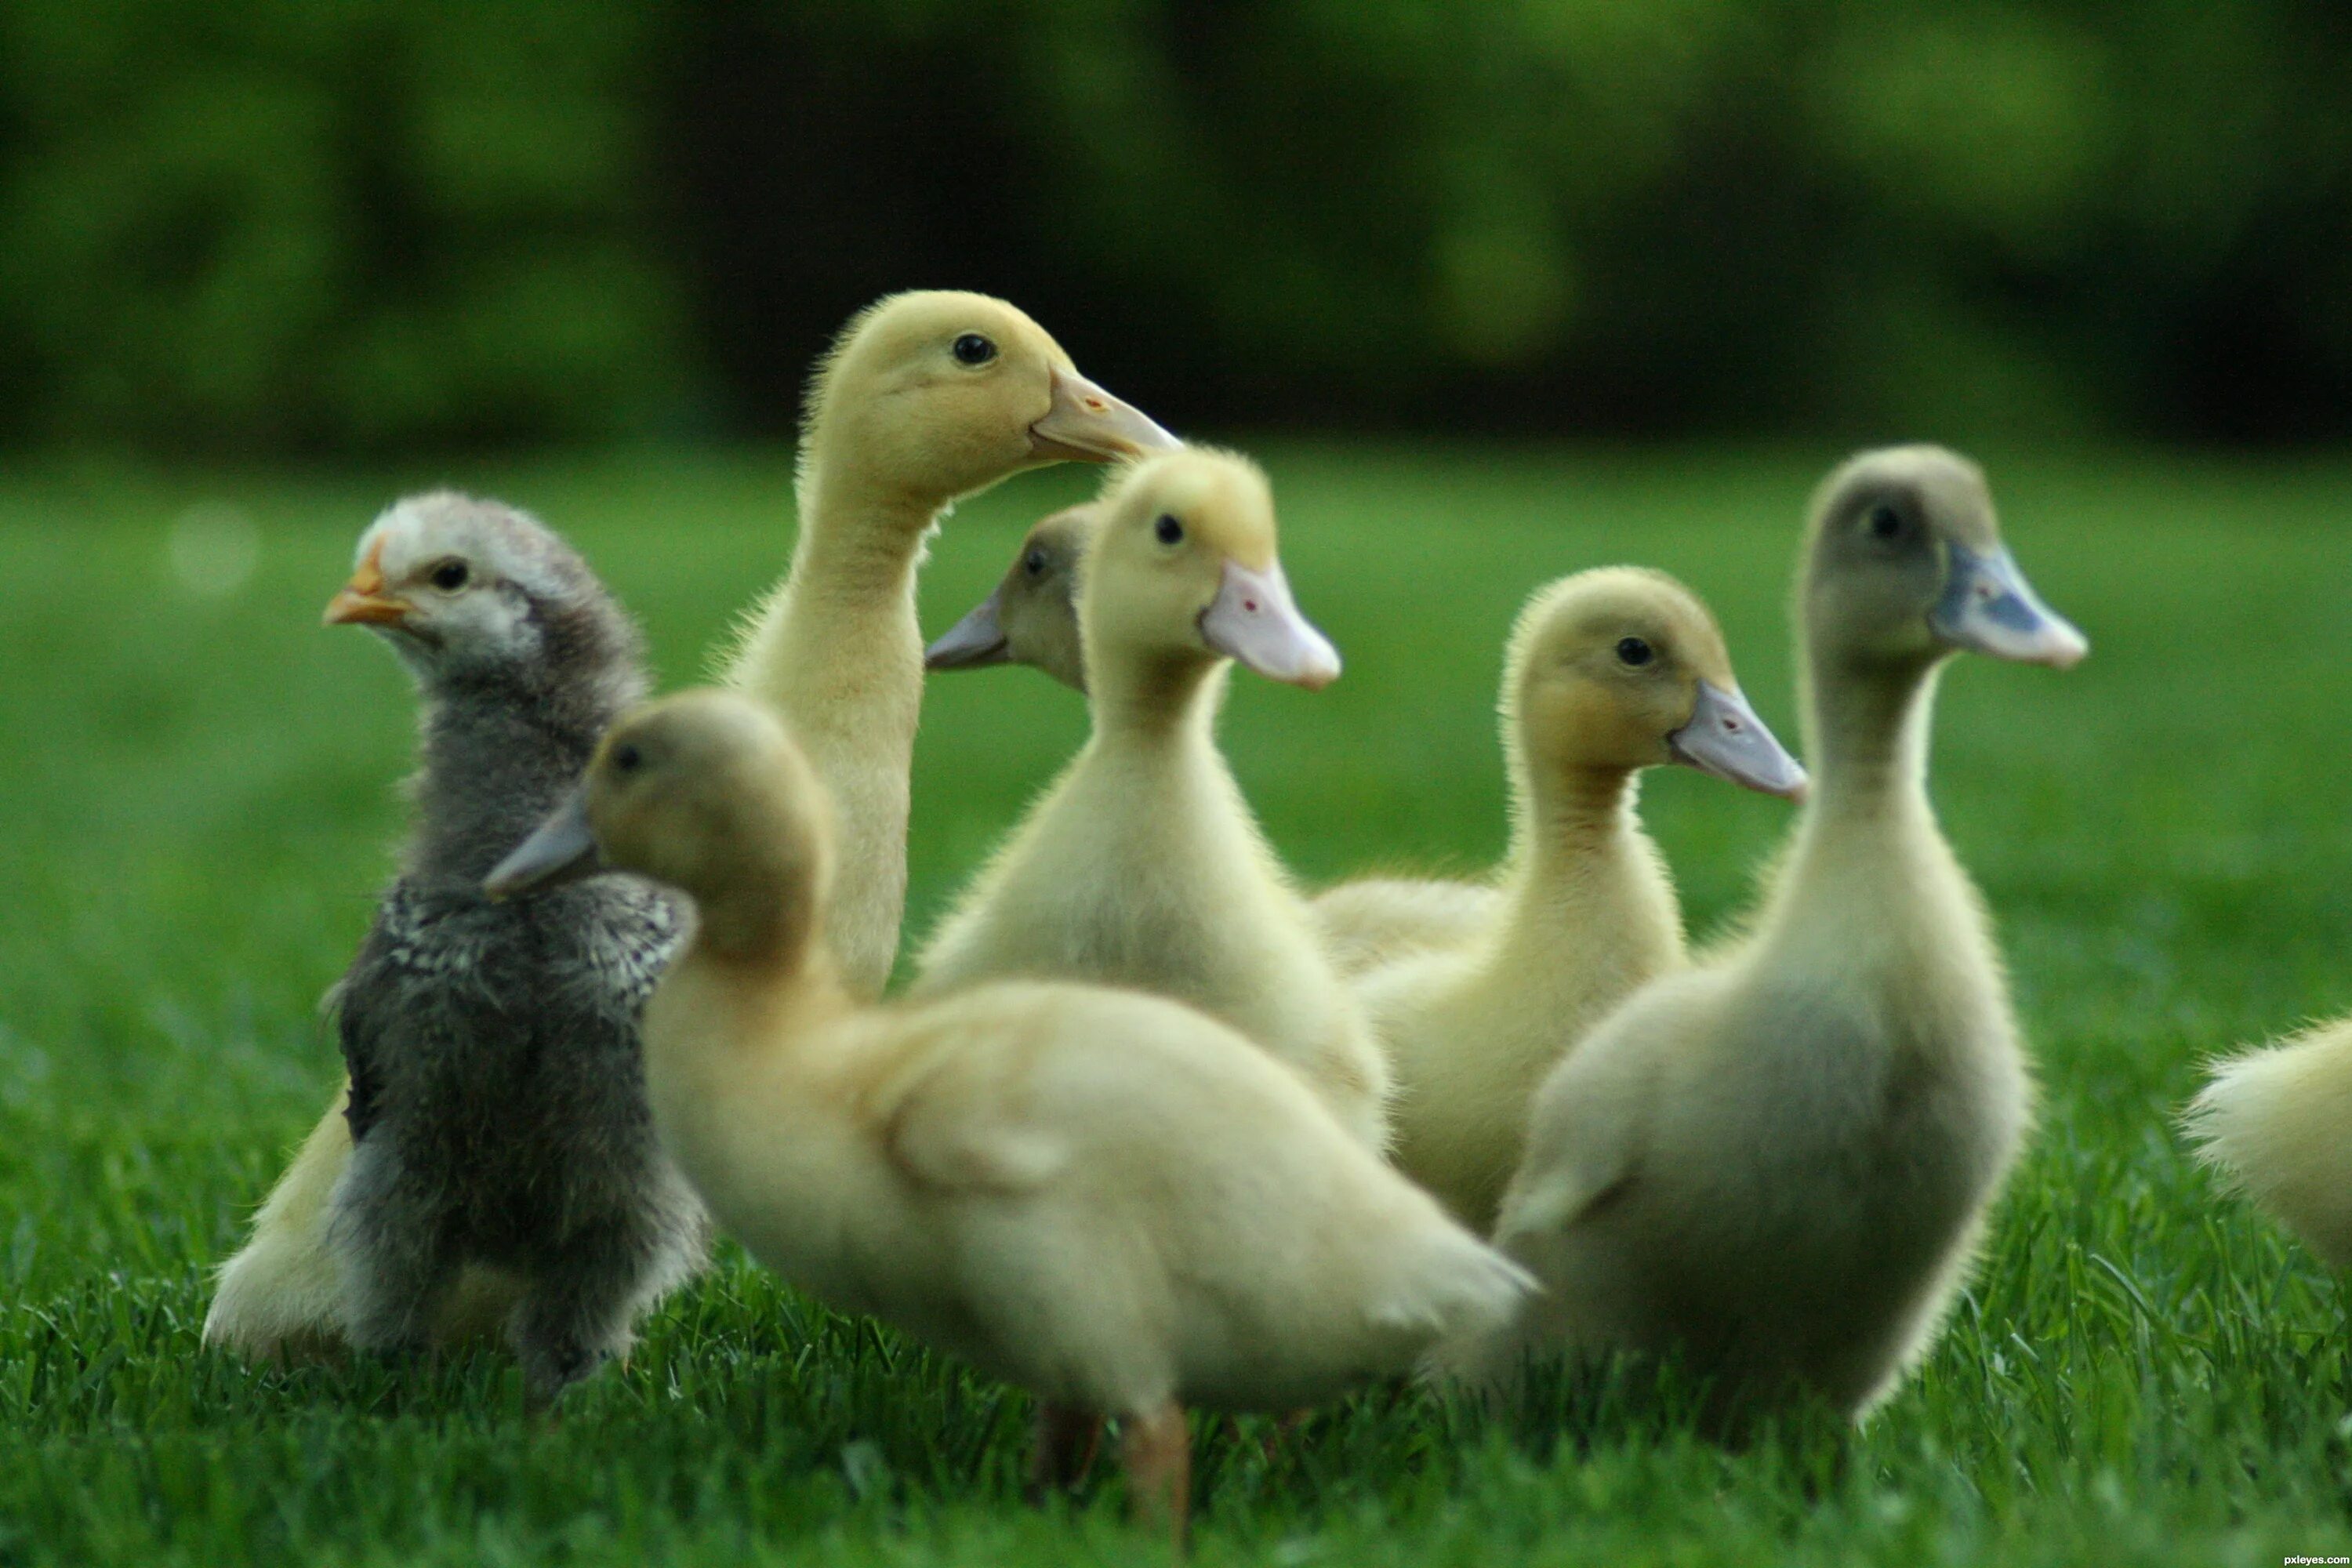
485, 789, 604, 900
1669, 682, 1809, 800
924, 586, 1012, 672
1930, 543, 2088, 669
1200, 559, 1342, 690
1029, 368, 1181, 462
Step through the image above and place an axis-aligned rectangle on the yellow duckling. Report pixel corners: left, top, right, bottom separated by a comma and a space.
919, 521, 1680, 982
913, 449, 1389, 1147
2189, 1022, 2352, 1268
725, 292, 1175, 996
206, 294, 1172, 1364
485, 691, 1533, 1548
1362, 568, 1805, 1232
1441, 446, 2085, 1421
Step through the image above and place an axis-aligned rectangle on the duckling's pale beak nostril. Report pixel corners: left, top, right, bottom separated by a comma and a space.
1930, 543, 2089, 669
1200, 559, 1341, 690
1668, 682, 1808, 800
1029, 367, 1180, 461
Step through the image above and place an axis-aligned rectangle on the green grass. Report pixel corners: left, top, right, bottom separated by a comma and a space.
2, 443, 2350, 1564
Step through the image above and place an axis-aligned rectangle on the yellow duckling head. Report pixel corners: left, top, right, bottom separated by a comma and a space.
1803, 445, 2087, 673
1080, 448, 1341, 691
804, 292, 1177, 510
488, 690, 833, 963
1504, 568, 1807, 800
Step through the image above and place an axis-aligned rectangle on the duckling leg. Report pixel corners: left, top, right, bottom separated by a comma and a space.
1119, 1401, 1190, 1553
1027, 1402, 1105, 1500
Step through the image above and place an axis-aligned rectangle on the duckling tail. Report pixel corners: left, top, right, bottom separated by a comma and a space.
2187, 1021, 2352, 1269
1368, 1224, 1538, 1341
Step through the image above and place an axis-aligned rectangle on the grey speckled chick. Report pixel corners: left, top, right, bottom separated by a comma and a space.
321, 492, 705, 1400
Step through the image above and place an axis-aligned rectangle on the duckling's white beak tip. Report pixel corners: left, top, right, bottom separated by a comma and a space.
1200, 560, 1341, 690
1294, 648, 1343, 691
1932, 544, 2088, 670
2035, 624, 2092, 670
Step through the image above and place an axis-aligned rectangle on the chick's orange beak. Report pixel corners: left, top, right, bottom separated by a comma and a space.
323, 542, 410, 627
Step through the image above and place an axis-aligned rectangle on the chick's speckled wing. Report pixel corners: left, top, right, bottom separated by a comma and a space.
565, 878, 688, 1013
336, 877, 684, 1145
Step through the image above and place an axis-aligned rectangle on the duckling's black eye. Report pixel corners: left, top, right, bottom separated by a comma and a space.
430, 559, 470, 591
1616, 636, 1653, 667
1023, 547, 1049, 577
611, 742, 643, 774
951, 333, 997, 366
1867, 503, 1904, 541
1154, 514, 1185, 546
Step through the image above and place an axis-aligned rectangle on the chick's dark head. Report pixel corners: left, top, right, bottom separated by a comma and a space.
326, 492, 644, 708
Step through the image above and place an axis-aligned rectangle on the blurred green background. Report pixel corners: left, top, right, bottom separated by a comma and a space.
4, 0, 2347, 456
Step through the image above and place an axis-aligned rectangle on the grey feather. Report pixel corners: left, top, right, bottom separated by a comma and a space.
325, 493, 706, 1399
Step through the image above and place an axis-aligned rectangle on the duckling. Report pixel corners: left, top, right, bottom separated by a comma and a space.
485, 691, 1533, 1547
204, 1084, 376, 1359
915, 521, 1545, 979
205, 496, 704, 1387
925, 503, 1098, 691
912, 449, 1389, 1147
1439, 447, 2085, 1421
2188, 1022, 2352, 1268
723, 294, 1175, 997
1360, 569, 1806, 1232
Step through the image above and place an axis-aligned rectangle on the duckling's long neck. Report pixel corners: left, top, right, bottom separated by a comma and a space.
1798, 651, 1941, 842
1073, 656, 1243, 876
1769, 643, 1958, 933
1483, 765, 1682, 1007
641, 884, 860, 1205
724, 461, 938, 996
1089, 648, 1225, 753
